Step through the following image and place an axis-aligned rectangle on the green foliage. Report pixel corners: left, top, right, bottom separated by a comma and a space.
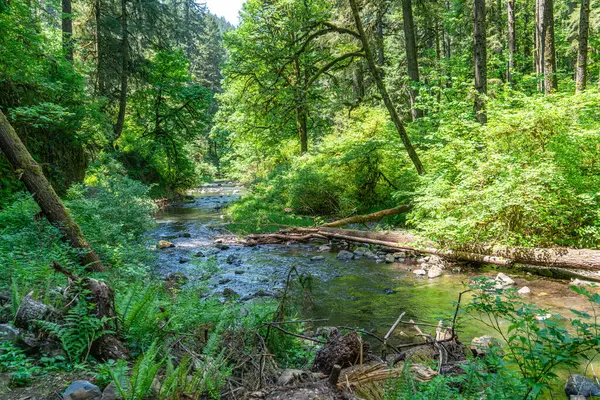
0, 341, 39, 387
38, 293, 110, 363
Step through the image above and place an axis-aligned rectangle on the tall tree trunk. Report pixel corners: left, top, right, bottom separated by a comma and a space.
542, 0, 558, 93
352, 63, 365, 101
473, 0, 487, 123
376, 9, 385, 67
535, 0, 544, 91
348, 0, 425, 175
507, 0, 516, 83
96, 0, 106, 96
402, 0, 423, 120
61, 0, 73, 61
296, 105, 308, 154
114, 0, 128, 141
0, 111, 104, 272
575, 0, 590, 92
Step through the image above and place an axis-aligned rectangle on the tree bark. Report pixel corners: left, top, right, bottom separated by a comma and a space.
62, 0, 73, 61
542, 0, 558, 93
0, 111, 104, 272
348, 0, 425, 176
507, 0, 516, 83
473, 0, 487, 124
575, 0, 590, 92
96, 0, 106, 96
376, 9, 385, 67
114, 0, 128, 141
402, 0, 423, 120
297, 104, 308, 154
322, 205, 411, 227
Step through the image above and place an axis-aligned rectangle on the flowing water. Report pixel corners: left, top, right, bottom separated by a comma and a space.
149, 182, 600, 350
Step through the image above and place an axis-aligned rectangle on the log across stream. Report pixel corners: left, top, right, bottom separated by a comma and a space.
150, 182, 600, 352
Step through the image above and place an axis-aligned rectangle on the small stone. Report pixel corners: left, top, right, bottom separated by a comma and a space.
413, 269, 427, 276
565, 374, 600, 398
63, 381, 102, 400
215, 243, 230, 250
537, 292, 549, 297
385, 254, 395, 263
317, 245, 331, 252
310, 256, 325, 261
535, 313, 552, 321
218, 278, 231, 284
178, 257, 191, 264
223, 288, 237, 297
157, 240, 175, 249
428, 266, 444, 279
363, 251, 377, 259
393, 251, 407, 259
494, 273, 515, 289
396, 258, 406, 263
178, 232, 192, 238
226, 254, 241, 265
353, 247, 368, 256
194, 251, 205, 257
383, 288, 394, 295
0, 324, 19, 342
517, 286, 531, 295
234, 270, 245, 275
336, 250, 354, 260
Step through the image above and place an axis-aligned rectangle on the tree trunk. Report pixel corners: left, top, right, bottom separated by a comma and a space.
535, 0, 544, 91
297, 104, 308, 154
348, 0, 425, 176
114, 0, 128, 141
62, 0, 73, 61
0, 111, 104, 272
322, 205, 411, 227
402, 0, 423, 120
376, 9, 385, 67
352, 63, 365, 102
473, 0, 487, 123
575, 0, 590, 92
542, 0, 558, 93
507, 0, 516, 83
96, 0, 106, 96
249, 227, 600, 271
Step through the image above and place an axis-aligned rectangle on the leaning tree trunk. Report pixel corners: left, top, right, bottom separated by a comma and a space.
575, 0, 590, 92
0, 111, 104, 272
507, 0, 516, 84
348, 0, 425, 176
542, 0, 558, 93
62, 0, 73, 61
473, 0, 487, 124
402, 0, 424, 120
114, 0, 128, 141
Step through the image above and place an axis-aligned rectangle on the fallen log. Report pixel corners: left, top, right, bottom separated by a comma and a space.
322, 204, 410, 227
247, 227, 600, 271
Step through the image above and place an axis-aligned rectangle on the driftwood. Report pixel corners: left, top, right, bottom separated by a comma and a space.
322, 205, 410, 227
247, 226, 600, 271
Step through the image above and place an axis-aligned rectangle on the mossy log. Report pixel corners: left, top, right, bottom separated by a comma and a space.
321, 205, 411, 227
0, 110, 104, 272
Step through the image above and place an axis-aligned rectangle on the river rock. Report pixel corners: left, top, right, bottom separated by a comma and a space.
317, 245, 331, 252
218, 278, 231, 284
565, 375, 600, 398
310, 255, 325, 261
393, 251, 407, 259
0, 324, 19, 342
194, 251, 205, 257
428, 266, 444, 279
223, 288, 237, 297
494, 273, 515, 289
413, 269, 427, 276
157, 240, 175, 249
234, 270, 245, 274
470, 336, 501, 357
178, 256, 191, 264
363, 251, 377, 259
385, 254, 395, 263
336, 250, 354, 260
227, 254, 242, 265
215, 243, 230, 250
572, 279, 596, 287
353, 247, 369, 256
517, 286, 531, 295
62, 380, 102, 400
178, 232, 192, 238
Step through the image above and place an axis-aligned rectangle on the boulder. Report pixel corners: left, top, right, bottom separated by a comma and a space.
413, 269, 427, 276
494, 273, 515, 289
385, 254, 395, 263
353, 247, 369, 256
363, 251, 377, 259
62, 380, 102, 400
223, 288, 238, 297
517, 286, 531, 295
157, 240, 175, 249
336, 250, 354, 260
565, 375, 600, 399
428, 266, 444, 279
393, 251, 407, 259
101, 381, 120, 400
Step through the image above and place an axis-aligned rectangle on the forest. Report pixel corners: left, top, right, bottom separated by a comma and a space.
1, 0, 600, 398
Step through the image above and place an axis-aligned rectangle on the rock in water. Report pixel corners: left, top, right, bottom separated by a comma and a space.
413, 269, 427, 276
310, 255, 325, 261
517, 286, 531, 295
62, 381, 102, 400
312, 331, 370, 374
565, 375, 600, 398
428, 266, 444, 279
385, 254, 395, 263
336, 250, 354, 260
157, 240, 175, 249
494, 273, 515, 289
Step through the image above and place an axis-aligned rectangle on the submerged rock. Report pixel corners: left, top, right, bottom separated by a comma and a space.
215, 243, 230, 250
178, 257, 191, 264
336, 250, 354, 260
218, 278, 231, 285
428, 266, 444, 279
310, 255, 325, 261
494, 273, 515, 289
223, 288, 237, 297
157, 240, 175, 249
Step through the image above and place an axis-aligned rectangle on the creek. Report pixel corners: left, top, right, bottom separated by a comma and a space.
149, 182, 599, 350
